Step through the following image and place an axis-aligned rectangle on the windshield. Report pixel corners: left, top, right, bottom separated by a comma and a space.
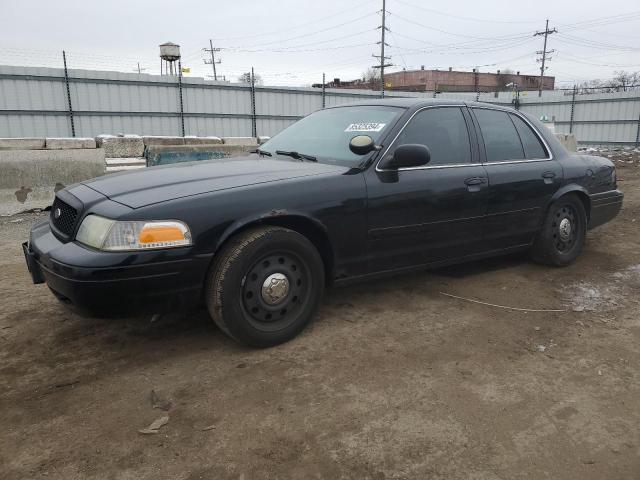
259, 105, 404, 166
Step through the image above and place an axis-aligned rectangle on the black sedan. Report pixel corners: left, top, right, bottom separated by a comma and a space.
23, 99, 623, 347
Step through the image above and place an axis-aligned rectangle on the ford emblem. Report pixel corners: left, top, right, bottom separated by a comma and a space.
54, 208, 62, 219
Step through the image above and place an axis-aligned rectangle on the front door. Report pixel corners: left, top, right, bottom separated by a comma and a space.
366, 106, 489, 272
470, 108, 563, 249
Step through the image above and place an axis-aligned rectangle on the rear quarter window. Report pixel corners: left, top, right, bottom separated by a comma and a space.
510, 114, 548, 159
473, 108, 525, 162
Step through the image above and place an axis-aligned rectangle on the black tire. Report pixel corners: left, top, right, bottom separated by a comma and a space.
205, 226, 325, 347
532, 194, 587, 267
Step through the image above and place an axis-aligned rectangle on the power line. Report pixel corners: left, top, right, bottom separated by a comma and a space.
388, 10, 535, 41
208, 0, 373, 41
219, 12, 378, 49
394, 0, 542, 24
221, 29, 375, 53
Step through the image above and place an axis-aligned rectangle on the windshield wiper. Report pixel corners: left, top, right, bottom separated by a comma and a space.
252, 148, 272, 157
275, 150, 317, 162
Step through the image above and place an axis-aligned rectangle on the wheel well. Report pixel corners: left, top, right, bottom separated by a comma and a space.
220, 216, 335, 284
565, 190, 591, 221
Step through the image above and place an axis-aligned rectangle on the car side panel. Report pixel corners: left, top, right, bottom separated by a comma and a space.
123, 171, 370, 281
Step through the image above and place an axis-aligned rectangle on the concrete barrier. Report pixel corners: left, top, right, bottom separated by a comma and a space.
46, 137, 96, 149
105, 157, 146, 173
222, 137, 258, 146
142, 136, 223, 147
145, 144, 254, 166
0, 148, 105, 215
97, 135, 145, 158
554, 133, 578, 152
0, 138, 46, 150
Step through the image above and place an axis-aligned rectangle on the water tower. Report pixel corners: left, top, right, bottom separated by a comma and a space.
159, 42, 181, 75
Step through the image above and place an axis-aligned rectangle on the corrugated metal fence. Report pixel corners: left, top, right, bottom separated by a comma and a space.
1, 65, 639, 146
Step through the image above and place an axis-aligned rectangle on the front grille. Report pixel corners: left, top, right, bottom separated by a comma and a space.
50, 197, 79, 237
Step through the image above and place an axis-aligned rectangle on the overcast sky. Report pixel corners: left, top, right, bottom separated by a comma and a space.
2, 0, 639, 88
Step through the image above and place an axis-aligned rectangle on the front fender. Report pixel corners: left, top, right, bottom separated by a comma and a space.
214, 210, 329, 254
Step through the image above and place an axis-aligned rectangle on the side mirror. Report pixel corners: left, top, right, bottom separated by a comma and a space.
349, 135, 377, 155
379, 144, 431, 169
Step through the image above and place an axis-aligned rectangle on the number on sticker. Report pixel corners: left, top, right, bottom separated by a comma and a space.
344, 123, 386, 132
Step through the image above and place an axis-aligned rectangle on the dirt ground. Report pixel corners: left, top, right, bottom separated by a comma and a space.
1, 157, 639, 480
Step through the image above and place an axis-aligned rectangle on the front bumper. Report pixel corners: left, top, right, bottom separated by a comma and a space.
24, 219, 213, 316
588, 189, 624, 229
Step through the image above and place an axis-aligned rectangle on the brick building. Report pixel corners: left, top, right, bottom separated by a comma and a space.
317, 67, 555, 92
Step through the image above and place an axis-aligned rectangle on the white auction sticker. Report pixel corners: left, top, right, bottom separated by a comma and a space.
344, 122, 386, 132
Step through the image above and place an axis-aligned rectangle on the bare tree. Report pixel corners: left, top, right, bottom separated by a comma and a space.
361, 68, 380, 89
577, 70, 640, 93
237, 72, 263, 85
612, 70, 640, 91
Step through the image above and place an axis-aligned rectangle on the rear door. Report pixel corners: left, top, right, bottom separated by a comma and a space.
365, 106, 489, 272
470, 107, 563, 249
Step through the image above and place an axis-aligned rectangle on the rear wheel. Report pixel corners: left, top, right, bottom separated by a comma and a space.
205, 226, 324, 347
532, 194, 587, 267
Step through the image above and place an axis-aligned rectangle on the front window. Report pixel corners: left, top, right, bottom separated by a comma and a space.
260, 105, 404, 166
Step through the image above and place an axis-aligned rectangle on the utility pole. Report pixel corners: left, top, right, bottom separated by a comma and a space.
372, 0, 392, 98
534, 19, 557, 97
203, 39, 221, 80
133, 62, 147, 75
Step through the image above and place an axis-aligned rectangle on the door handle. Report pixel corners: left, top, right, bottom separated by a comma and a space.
464, 176, 486, 192
542, 171, 556, 184
464, 176, 486, 186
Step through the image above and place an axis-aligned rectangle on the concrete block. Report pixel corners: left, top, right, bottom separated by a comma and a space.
222, 137, 258, 146
45, 137, 96, 149
145, 144, 254, 166
257, 136, 271, 145
0, 148, 105, 215
143, 136, 224, 147
105, 157, 146, 173
96, 135, 145, 158
0, 138, 46, 150
554, 133, 578, 152
142, 136, 186, 146
183, 136, 223, 145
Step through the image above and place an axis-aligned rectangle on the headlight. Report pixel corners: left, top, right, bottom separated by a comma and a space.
76, 215, 192, 251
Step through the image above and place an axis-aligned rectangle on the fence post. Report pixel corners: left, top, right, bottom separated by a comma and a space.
635, 112, 640, 148
569, 85, 577, 134
322, 73, 326, 109
177, 59, 185, 137
62, 51, 75, 137
250, 67, 257, 138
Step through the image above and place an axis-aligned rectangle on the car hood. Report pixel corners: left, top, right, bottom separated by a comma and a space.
83, 156, 350, 208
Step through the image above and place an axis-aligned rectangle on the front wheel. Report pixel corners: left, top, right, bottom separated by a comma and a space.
205, 226, 325, 347
531, 194, 587, 267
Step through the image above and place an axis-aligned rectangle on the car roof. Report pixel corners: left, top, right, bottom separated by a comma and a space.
334, 97, 513, 112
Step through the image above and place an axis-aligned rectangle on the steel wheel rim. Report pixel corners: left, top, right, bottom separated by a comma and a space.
552, 205, 578, 253
241, 251, 310, 332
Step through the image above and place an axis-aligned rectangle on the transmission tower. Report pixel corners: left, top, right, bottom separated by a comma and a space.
203, 39, 222, 81
534, 19, 557, 97
372, 0, 392, 98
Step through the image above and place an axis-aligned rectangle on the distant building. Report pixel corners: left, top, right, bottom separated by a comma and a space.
316, 67, 555, 92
